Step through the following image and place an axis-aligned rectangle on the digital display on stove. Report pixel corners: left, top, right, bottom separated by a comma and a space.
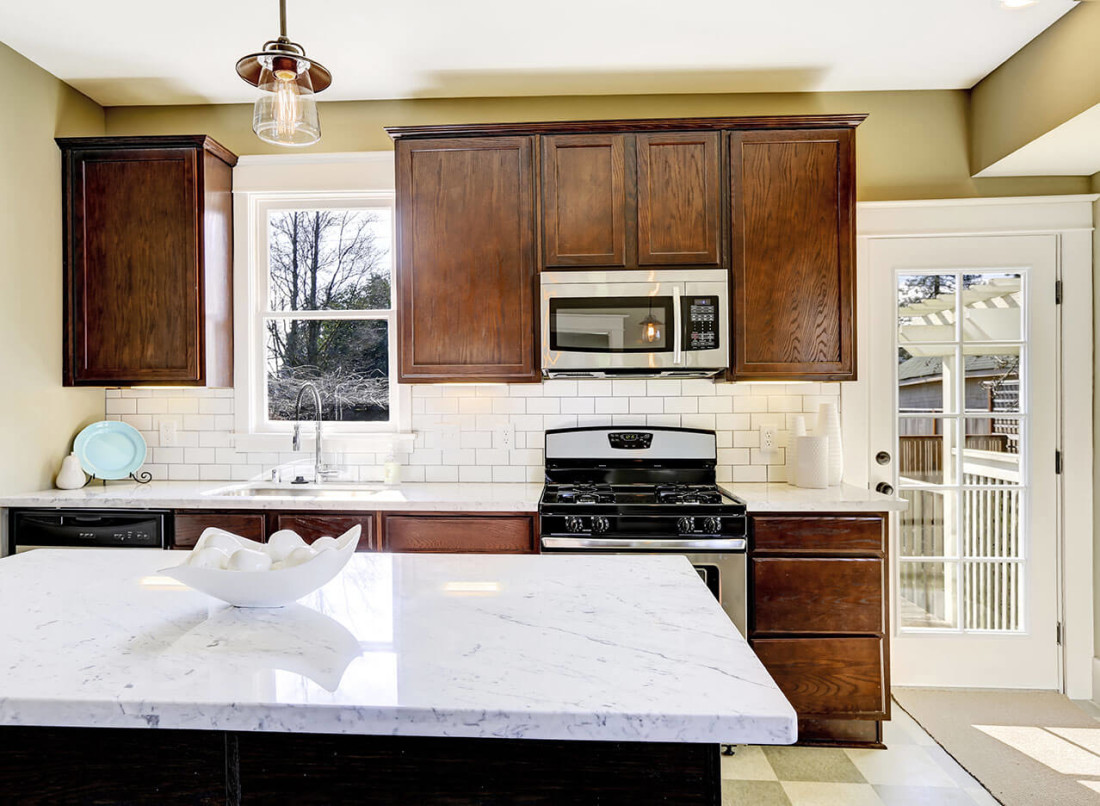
608, 432, 653, 450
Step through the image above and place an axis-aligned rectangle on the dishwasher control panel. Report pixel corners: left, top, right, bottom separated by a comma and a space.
8, 509, 170, 554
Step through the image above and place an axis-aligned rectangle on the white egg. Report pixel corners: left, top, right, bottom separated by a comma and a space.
282, 546, 317, 568
187, 546, 230, 569
226, 548, 273, 572
265, 530, 307, 561
196, 531, 244, 553
311, 536, 339, 552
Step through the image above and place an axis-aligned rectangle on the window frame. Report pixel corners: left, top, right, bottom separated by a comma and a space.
233, 157, 411, 452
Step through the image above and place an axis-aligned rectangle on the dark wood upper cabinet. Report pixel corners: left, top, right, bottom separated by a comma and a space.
541, 134, 627, 267
57, 136, 236, 387
730, 128, 856, 381
540, 131, 720, 270
635, 132, 721, 266
394, 136, 539, 383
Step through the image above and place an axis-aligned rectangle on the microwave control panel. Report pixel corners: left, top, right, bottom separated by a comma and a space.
683, 296, 720, 351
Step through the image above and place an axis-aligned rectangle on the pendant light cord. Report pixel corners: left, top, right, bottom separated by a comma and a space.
279, 0, 288, 39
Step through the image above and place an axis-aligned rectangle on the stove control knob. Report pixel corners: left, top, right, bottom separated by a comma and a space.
702, 517, 722, 534
677, 516, 696, 534
566, 516, 587, 534
592, 517, 610, 534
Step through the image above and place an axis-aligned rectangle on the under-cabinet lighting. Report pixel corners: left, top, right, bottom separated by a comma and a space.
1000, 0, 1038, 8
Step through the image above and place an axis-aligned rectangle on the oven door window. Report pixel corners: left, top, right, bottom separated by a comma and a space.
549, 297, 675, 353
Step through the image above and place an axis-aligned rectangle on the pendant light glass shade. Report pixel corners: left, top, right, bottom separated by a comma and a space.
251, 54, 321, 146
236, 0, 331, 148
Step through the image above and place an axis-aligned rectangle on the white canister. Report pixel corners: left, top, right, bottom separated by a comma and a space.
56, 452, 86, 489
785, 415, 806, 487
382, 454, 401, 485
816, 402, 844, 486
794, 436, 830, 489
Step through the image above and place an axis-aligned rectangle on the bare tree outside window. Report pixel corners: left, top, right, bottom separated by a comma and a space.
265, 209, 392, 422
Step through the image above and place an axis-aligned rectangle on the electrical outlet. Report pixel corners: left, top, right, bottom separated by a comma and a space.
760, 425, 777, 452
158, 418, 179, 447
494, 422, 515, 450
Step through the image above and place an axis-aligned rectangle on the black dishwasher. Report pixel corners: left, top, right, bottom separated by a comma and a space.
7, 509, 170, 554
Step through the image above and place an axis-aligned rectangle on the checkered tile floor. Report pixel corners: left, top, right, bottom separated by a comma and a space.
721, 709, 997, 805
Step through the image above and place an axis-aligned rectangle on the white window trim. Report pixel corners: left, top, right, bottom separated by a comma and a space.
232, 153, 412, 453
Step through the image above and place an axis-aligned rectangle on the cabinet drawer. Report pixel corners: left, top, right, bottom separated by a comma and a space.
751, 637, 885, 719
751, 557, 883, 634
274, 514, 375, 552
752, 516, 884, 554
381, 514, 536, 553
173, 511, 265, 549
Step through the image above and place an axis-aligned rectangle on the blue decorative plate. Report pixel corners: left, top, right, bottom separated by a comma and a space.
73, 421, 147, 480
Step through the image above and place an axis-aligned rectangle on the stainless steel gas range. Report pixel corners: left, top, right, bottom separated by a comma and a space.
539, 426, 749, 636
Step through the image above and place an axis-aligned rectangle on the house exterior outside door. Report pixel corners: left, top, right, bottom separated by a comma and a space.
854, 197, 1094, 697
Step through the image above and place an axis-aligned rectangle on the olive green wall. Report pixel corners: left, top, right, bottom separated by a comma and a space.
103, 90, 1090, 202
0, 42, 105, 494
971, 2, 1100, 174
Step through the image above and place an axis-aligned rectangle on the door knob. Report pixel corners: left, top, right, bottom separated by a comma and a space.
875, 451, 892, 465
875, 482, 894, 495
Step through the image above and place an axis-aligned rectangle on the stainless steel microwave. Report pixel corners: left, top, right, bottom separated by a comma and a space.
541, 270, 729, 378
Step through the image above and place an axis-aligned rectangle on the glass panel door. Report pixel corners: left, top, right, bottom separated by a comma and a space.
868, 235, 1058, 690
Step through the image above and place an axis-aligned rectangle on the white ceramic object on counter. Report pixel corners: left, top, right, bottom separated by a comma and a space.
160, 525, 360, 607
794, 435, 829, 489
785, 416, 806, 487
55, 452, 86, 490
815, 402, 844, 486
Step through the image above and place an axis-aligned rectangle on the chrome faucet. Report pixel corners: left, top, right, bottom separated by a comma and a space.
291, 382, 331, 484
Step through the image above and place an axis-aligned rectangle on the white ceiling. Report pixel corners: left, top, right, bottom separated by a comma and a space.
0, 0, 1079, 106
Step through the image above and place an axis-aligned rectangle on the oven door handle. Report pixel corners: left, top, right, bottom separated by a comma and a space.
672, 285, 683, 365
541, 537, 747, 551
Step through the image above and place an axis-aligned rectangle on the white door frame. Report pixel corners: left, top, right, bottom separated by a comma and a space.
844, 195, 1097, 699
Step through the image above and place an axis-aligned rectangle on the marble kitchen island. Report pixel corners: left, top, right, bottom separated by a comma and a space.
0, 549, 795, 804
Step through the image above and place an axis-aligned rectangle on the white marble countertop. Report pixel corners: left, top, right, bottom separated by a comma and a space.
0, 549, 796, 744
0, 481, 545, 512
0, 480, 904, 513
720, 483, 907, 513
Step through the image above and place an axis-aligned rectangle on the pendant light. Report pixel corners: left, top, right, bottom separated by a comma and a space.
639, 300, 663, 344
235, 0, 331, 147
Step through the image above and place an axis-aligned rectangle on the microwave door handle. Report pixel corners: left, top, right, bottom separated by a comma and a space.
672, 286, 683, 364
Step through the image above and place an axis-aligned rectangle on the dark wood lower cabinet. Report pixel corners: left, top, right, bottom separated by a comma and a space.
273, 513, 375, 551
173, 511, 266, 549
751, 637, 886, 717
170, 510, 535, 555
749, 513, 889, 748
380, 512, 537, 553
0, 726, 719, 805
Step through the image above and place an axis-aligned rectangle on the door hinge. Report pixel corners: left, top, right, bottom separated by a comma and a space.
1057, 622, 1063, 646
1055, 280, 1063, 304
1056, 450, 1063, 474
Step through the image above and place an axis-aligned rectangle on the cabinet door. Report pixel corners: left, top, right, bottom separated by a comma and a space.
274, 513, 375, 552
396, 137, 538, 382
64, 147, 202, 384
751, 637, 886, 719
381, 514, 536, 553
636, 132, 721, 266
541, 134, 627, 267
730, 129, 855, 381
752, 515, 884, 555
751, 557, 884, 635
173, 511, 265, 550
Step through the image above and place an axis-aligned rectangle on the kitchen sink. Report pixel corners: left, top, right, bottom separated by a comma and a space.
210, 484, 389, 499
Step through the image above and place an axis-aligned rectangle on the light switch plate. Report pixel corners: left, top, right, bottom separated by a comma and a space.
158, 417, 179, 447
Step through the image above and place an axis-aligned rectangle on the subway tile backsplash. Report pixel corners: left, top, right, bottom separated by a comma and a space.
105, 381, 840, 484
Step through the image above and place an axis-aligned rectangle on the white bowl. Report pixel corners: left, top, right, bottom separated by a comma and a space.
159, 525, 360, 607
